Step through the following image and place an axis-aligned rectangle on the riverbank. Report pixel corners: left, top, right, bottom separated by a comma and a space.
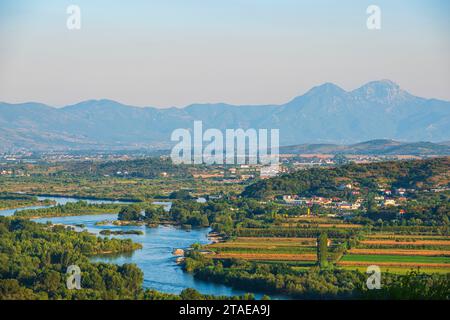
207, 232, 226, 244
15, 203, 124, 218
0, 200, 55, 211
32, 193, 141, 203
0, 192, 57, 211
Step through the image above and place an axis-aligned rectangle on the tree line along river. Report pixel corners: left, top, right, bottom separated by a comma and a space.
0, 195, 288, 299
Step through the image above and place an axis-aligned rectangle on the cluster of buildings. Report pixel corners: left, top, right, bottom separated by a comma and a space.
282, 194, 364, 211
281, 182, 418, 213
0, 169, 28, 176
375, 186, 411, 207
191, 164, 287, 182
0, 169, 13, 175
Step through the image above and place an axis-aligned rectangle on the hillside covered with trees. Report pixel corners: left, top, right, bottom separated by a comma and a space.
242, 157, 450, 199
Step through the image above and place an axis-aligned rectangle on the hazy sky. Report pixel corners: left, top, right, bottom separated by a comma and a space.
0, 0, 449, 107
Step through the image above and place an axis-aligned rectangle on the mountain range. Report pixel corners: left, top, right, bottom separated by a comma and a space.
1, 80, 450, 152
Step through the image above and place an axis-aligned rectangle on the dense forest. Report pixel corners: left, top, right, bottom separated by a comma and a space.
0, 217, 142, 299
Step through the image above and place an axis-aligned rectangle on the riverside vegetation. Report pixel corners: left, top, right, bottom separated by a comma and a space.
0, 192, 54, 210
0, 217, 255, 300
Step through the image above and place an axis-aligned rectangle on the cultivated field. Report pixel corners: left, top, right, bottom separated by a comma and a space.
338, 231, 450, 274
207, 215, 450, 275
206, 216, 351, 265
207, 237, 318, 263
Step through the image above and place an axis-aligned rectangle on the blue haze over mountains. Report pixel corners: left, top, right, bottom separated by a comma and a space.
1, 80, 449, 152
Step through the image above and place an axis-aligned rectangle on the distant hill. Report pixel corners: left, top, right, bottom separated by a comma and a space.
280, 140, 450, 155
1, 80, 450, 152
242, 157, 450, 199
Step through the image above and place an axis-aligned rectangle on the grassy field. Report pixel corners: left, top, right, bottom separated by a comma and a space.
340, 254, 450, 264
348, 248, 450, 256
1, 177, 153, 200
207, 236, 319, 262
360, 239, 450, 246
340, 265, 450, 275
0, 175, 244, 201
366, 234, 450, 240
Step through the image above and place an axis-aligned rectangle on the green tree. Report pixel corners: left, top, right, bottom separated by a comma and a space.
317, 232, 329, 269
169, 190, 192, 200
118, 205, 142, 221
145, 206, 165, 222
180, 288, 203, 300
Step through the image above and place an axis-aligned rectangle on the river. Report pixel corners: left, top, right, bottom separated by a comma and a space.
0, 195, 287, 299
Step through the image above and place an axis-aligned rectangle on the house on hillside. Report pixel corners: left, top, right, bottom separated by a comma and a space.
383, 199, 397, 207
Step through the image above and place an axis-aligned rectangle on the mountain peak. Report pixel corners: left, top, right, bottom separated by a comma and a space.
373, 79, 399, 87
352, 80, 410, 103
62, 99, 135, 112
363, 79, 400, 91
306, 82, 347, 95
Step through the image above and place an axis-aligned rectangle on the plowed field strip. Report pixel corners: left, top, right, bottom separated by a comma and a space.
212, 253, 317, 261
349, 249, 450, 256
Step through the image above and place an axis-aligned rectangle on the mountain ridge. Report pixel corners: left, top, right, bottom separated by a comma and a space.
1, 80, 450, 152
